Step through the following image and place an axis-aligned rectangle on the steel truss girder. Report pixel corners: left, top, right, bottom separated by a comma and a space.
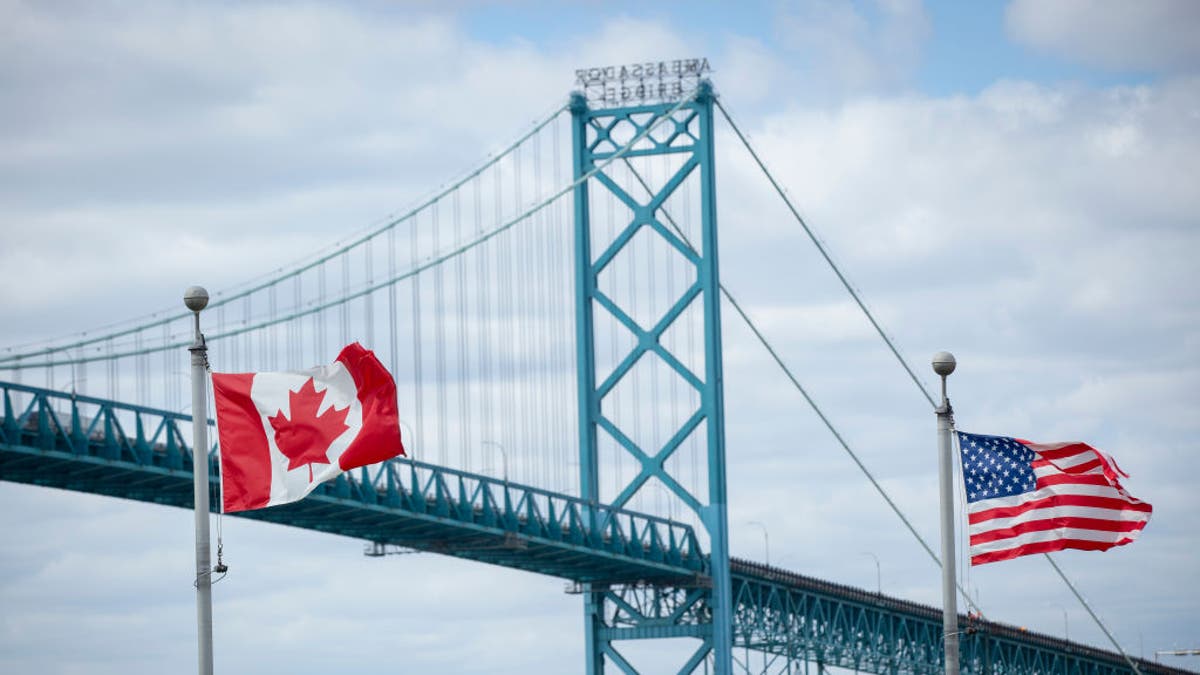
0, 380, 704, 585
729, 559, 1181, 675
2, 381, 1188, 675
571, 80, 732, 674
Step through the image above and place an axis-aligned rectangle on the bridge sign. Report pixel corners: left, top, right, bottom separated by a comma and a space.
574, 57, 712, 107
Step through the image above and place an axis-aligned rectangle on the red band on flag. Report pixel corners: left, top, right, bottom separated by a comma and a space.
213, 373, 273, 512
970, 536, 1140, 566
335, 342, 405, 471
969, 516, 1148, 546
1036, 473, 1113, 489
968, 493, 1153, 525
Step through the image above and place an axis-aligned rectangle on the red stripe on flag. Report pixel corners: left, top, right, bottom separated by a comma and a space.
1023, 439, 1130, 482
971, 536, 1139, 566
335, 342, 405, 471
1036, 473, 1113, 489
969, 516, 1148, 546
1032, 457, 1104, 474
968, 494, 1153, 524
212, 373, 273, 513
1024, 442, 1093, 461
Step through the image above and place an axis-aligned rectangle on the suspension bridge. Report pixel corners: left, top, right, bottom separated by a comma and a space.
0, 75, 1184, 675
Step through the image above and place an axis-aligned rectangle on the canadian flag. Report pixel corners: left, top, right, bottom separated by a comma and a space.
212, 342, 405, 513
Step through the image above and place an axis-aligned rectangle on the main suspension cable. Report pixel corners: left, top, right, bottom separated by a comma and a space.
713, 94, 1144, 651
714, 99, 936, 409
619, 152, 983, 615
0, 101, 573, 364
9, 90, 706, 371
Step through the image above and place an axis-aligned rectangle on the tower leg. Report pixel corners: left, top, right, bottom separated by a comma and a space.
570, 81, 731, 674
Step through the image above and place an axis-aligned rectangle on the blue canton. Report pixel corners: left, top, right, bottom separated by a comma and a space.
957, 432, 1038, 504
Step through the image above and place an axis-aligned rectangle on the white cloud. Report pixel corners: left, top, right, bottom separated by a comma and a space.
1, 1, 1199, 672
711, 65, 1199, 659
1006, 0, 1200, 73
773, 0, 932, 95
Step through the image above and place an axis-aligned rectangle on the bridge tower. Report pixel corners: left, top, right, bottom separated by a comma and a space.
571, 80, 732, 673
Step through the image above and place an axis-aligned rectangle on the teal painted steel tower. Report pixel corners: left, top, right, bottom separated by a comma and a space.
571, 80, 733, 674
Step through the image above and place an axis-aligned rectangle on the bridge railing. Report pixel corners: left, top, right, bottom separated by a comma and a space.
1, 380, 705, 578
730, 558, 1183, 675
0, 380, 206, 472
349, 456, 705, 570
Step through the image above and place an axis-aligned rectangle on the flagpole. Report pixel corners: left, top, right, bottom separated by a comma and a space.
185, 286, 214, 675
932, 351, 959, 675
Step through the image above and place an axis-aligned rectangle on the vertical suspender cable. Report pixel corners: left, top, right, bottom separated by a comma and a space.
530, 132, 543, 486
365, 238, 375, 349
162, 323, 170, 409
683, 165, 700, 514
536, 131, 553, 489
269, 283, 278, 370
316, 263, 326, 363
646, 156, 662, 517
78, 345, 88, 398
221, 303, 233, 371
488, 166, 502, 474
532, 131, 550, 488
292, 274, 302, 367
252, 294, 262, 369
662, 149, 679, 519
410, 214, 425, 457
433, 200, 448, 466
284, 279, 292, 368
542, 134, 558, 489
552, 118, 570, 493
476, 173, 494, 476
454, 188, 472, 473
388, 227, 399, 378
606, 180, 620, 503
512, 144, 531, 485
340, 252, 350, 348
498, 155, 515, 480
627, 163, 643, 512
283, 277, 291, 368
107, 338, 115, 400
134, 331, 142, 403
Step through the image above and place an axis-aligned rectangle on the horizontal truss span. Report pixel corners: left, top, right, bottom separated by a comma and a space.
0, 381, 704, 585
1, 380, 1188, 674
731, 559, 1186, 675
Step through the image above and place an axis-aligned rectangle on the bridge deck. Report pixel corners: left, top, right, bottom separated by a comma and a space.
0, 381, 704, 585
1, 381, 1190, 674
731, 559, 1188, 675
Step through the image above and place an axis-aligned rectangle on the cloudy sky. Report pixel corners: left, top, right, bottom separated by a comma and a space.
2, 0, 1198, 673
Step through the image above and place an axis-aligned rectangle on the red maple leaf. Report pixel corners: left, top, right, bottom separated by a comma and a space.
268, 378, 351, 482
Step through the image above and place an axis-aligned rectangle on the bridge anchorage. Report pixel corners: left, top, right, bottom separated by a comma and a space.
0, 68, 1191, 674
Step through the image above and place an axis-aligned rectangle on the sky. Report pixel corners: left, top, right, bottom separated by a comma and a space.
1, 0, 1199, 672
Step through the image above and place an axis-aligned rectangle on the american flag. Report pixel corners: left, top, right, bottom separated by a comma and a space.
956, 431, 1152, 566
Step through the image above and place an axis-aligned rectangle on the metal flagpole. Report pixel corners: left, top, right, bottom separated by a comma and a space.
185, 286, 214, 675
932, 351, 959, 675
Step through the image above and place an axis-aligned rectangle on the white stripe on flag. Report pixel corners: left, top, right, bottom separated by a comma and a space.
969, 484, 1135, 511
969, 526, 1143, 555
969, 505, 1151, 536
